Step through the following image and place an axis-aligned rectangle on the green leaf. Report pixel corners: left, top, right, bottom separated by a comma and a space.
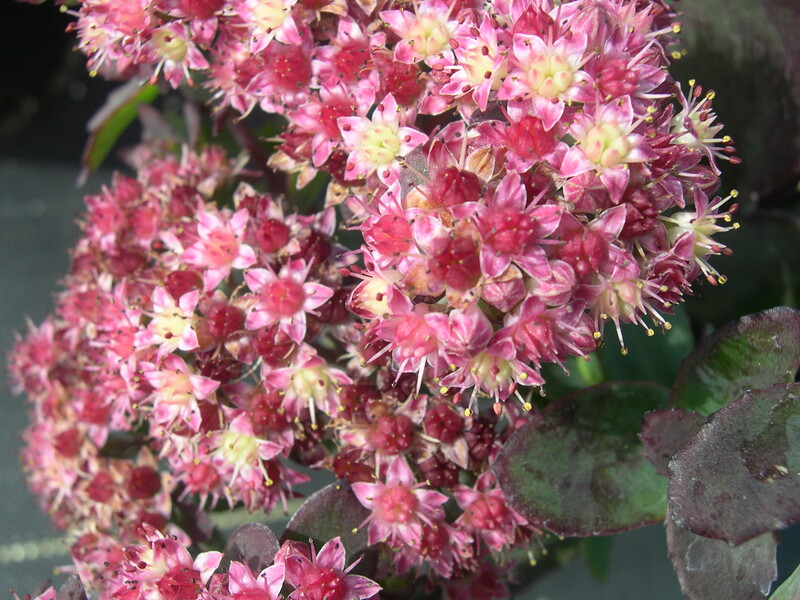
666, 517, 778, 600
669, 383, 800, 546
682, 217, 800, 328
671, 307, 800, 416
597, 304, 694, 387
541, 306, 693, 400
770, 562, 800, 600
580, 535, 614, 582
494, 382, 669, 537
79, 80, 159, 185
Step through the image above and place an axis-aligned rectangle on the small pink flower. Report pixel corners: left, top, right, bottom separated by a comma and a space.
135, 287, 200, 357
352, 456, 448, 547
276, 537, 381, 600
263, 343, 352, 422
227, 560, 285, 600
454, 474, 528, 553
497, 29, 591, 130
560, 97, 656, 203
183, 205, 257, 290
338, 93, 428, 184
112, 525, 222, 600
244, 258, 333, 343
142, 354, 220, 433
381, 0, 456, 65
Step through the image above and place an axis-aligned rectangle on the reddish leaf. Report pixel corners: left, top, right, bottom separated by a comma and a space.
669, 383, 800, 545
224, 523, 280, 573
666, 516, 778, 600
494, 382, 669, 537
671, 307, 800, 416
56, 576, 87, 600
640, 408, 706, 477
282, 480, 370, 557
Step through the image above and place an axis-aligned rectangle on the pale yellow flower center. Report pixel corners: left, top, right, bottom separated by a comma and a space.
527, 54, 574, 99
252, 0, 290, 32
153, 30, 188, 62
406, 15, 451, 59
582, 123, 630, 168
362, 124, 402, 166
218, 431, 260, 467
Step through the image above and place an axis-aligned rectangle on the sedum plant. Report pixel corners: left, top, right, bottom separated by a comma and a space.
9, 0, 800, 598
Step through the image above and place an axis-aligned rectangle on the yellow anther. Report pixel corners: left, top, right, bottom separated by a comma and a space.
646, 328, 655, 337
664, 322, 672, 330
706, 91, 716, 100
672, 24, 681, 34
464, 408, 472, 417
732, 222, 740, 229
660, 285, 668, 292
519, 372, 528, 380
730, 189, 739, 198
593, 331, 602, 339
522, 402, 533, 411
620, 347, 629, 355
440, 387, 449, 395
671, 50, 682, 60
688, 78, 696, 86
722, 136, 731, 143
718, 275, 728, 284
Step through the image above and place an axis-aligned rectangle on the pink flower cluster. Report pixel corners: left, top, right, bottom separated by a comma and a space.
9, 146, 348, 587
10, 145, 531, 597
25, 527, 380, 600
10, 0, 741, 597
61, 0, 739, 403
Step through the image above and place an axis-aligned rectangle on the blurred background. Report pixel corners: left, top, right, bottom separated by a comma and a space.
1, 0, 798, 597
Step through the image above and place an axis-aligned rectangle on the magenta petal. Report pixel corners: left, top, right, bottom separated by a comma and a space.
386, 456, 416, 487
245, 268, 276, 292
258, 563, 285, 598
345, 574, 382, 599
303, 282, 335, 310
194, 551, 223, 584
351, 481, 379, 510
316, 536, 347, 571
480, 248, 512, 279
533, 96, 565, 131
600, 167, 629, 204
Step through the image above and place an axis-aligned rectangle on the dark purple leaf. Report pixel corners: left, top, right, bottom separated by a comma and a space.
494, 382, 669, 537
675, 0, 800, 198
174, 497, 214, 543
666, 516, 778, 600
640, 408, 706, 477
669, 383, 800, 545
225, 523, 280, 573
56, 576, 87, 600
282, 480, 370, 557
671, 307, 800, 416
